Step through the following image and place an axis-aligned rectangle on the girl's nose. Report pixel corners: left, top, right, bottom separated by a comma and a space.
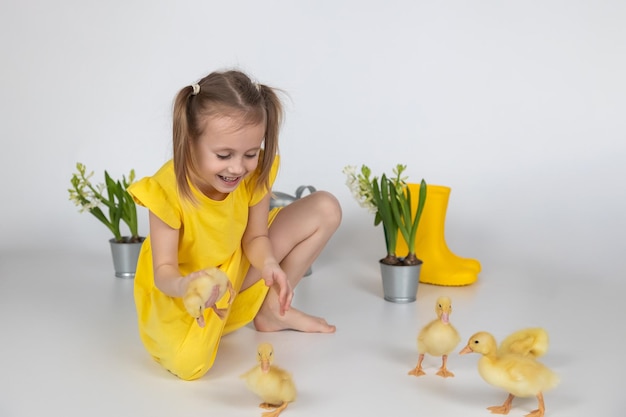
228, 158, 245, 175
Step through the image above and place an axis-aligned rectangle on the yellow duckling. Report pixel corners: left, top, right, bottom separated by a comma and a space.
241, 343, 297, 417
408, 295, 461, 378
460, 330, 559, 417
183, 267, 235, 326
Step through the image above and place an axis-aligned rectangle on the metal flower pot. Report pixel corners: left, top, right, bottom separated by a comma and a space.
109, 238, 144, 278
379, 259, 422, 303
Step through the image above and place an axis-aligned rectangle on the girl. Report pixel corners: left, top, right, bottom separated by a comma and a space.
129, 70, 341, 381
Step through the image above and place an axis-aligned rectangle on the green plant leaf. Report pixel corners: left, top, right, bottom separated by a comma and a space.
342, 163, 426, 261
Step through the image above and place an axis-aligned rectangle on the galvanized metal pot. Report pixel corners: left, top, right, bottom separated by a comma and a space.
109, 238, 144, 278
379, 259, 422, 303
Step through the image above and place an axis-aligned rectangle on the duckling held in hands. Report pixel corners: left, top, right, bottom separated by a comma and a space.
460, 330, 559, 417
183, 267, 235, 326
241, 343, 297, 417
408, 295, 461, 378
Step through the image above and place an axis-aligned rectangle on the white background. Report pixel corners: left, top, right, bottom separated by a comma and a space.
2, 0, 625, 282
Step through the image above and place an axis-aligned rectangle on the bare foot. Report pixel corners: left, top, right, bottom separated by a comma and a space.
254, 305, 336, 333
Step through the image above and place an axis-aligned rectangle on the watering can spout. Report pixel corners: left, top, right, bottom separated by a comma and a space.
270, 185, 316, 209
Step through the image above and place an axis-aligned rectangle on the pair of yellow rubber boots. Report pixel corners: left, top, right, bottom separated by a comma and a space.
396, 184, 480, 286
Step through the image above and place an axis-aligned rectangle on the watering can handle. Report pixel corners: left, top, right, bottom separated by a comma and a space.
295, 185, 316, 199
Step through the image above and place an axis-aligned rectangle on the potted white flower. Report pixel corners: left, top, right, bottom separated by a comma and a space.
343, 164, 427, 302
68, 162, 145, 277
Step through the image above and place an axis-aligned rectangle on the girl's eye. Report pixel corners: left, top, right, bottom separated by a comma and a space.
216, 154, 230, 160
245, 153, 258, 159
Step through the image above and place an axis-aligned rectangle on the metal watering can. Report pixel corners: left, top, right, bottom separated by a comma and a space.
270, 185, 317, 276
270, 185, 317, 209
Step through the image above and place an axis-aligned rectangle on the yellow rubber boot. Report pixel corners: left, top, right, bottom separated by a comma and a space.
397, 184, 480, 286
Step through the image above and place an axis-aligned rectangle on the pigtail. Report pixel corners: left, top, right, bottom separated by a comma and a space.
172, 85, 198, 203
257, 84, 283, 193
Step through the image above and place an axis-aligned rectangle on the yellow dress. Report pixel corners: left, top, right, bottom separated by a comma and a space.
128, 157, 280, 380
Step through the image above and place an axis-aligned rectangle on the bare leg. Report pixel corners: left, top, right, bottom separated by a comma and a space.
242, 191, 341, 333
408, 354, 426, 376
488, 393, 514, 414
436, 354, 455, 378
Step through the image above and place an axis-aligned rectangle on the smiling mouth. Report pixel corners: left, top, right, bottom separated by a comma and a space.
219, 175, 240, 183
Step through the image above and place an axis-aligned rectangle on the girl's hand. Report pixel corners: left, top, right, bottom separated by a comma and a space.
261, 261, 293, 316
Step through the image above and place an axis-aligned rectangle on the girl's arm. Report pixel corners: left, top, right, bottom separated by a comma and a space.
242, 192, 292, 315
148, 210, 192, 297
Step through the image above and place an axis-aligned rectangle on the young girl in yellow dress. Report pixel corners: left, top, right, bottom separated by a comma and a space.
128, 70, 341, 380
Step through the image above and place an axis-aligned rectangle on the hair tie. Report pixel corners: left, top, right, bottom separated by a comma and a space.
191, 83, 200, 95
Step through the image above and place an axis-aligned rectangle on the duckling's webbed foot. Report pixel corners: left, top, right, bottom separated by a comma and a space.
524, 393, 546, 417
211, 306, 228, 319
408, 367, 426, 377
487, 393, 514, 414
260, 402, 289, 417
408, 354, 426, 377
435, 368, 455, 378
435, 355, 455, 378
226, 280, 235, 305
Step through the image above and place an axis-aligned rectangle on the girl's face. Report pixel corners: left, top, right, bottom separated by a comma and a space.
195, 114, 265, 200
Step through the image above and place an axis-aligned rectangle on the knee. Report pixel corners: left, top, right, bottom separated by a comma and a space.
162, 351, 215, 381
313, 190, 342, 229
157, 346, 215, 381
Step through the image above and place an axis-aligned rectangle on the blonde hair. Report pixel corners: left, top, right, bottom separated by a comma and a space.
172, 70, 283, 203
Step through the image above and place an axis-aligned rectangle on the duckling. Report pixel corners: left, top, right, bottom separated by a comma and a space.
183, 267, 235, 326
460, 331, 559, 417
241, 343, 297, 417
408, 295, 461, 378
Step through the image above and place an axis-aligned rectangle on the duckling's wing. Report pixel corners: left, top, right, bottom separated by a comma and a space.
240, 365, 259, 380
271, 366, 293, 381
274, 369, 297, 402
499, 328, 549, 358
418, 319, 443, 339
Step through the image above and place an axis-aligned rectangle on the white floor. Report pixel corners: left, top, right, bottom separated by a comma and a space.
0, 246, 623, 417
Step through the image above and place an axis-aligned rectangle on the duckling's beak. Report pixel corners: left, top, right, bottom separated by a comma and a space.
261, 359, 270, 373
459, 345, 473, 355
441, 312, 450, 324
